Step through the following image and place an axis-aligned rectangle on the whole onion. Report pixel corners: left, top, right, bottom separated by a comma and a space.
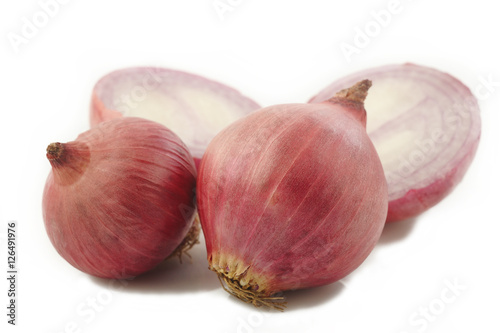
43, 117, 197, 279
197, 81, 388, 309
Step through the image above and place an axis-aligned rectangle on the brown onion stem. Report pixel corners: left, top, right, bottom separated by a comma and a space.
326, 79, 371, 128
46, 142, 63, 160
46, 141, 91, 185
333, 79, 372, 103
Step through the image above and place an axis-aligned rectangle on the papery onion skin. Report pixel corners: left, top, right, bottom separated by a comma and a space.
90, 67, 261, 165
197, 81, 387, 307
309, 64, 481, 222
43, 117, 197, 279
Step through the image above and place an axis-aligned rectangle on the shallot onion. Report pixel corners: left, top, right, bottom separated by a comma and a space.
310, 64, 481, 222
197, 81, 388, 309
42, 117, 197, 279
90, 67, 261, 166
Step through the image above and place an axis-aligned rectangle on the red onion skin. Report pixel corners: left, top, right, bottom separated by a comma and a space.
43, 117, 197, 279
387, 148, 478, 222
197, 86, 388, 296
309, 64, 481, 222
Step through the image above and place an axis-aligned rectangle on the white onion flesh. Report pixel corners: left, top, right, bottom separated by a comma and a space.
91, 67, 260, 160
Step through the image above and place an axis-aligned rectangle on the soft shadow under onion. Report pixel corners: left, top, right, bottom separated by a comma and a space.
89, 237, 219, 294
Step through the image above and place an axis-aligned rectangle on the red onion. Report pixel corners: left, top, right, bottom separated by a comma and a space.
310, 64, 481, 222
42, 117, 197, 279
90, 67, 260, 167
197, 81, 388, 309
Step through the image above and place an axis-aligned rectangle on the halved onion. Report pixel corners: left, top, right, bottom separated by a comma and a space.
90, 67, 260, 165
310, 63, 481, 222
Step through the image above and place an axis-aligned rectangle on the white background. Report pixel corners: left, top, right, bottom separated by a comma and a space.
1, 1, 499, 332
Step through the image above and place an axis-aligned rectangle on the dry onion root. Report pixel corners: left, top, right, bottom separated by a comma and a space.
197, 81, 388, 309
217, 274, 287, 311
310, 64, 481, 222
167, 215, 201, 263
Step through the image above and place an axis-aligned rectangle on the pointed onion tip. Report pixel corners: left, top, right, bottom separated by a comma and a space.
46, 142, 63, 160
334, 79, 372, 104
